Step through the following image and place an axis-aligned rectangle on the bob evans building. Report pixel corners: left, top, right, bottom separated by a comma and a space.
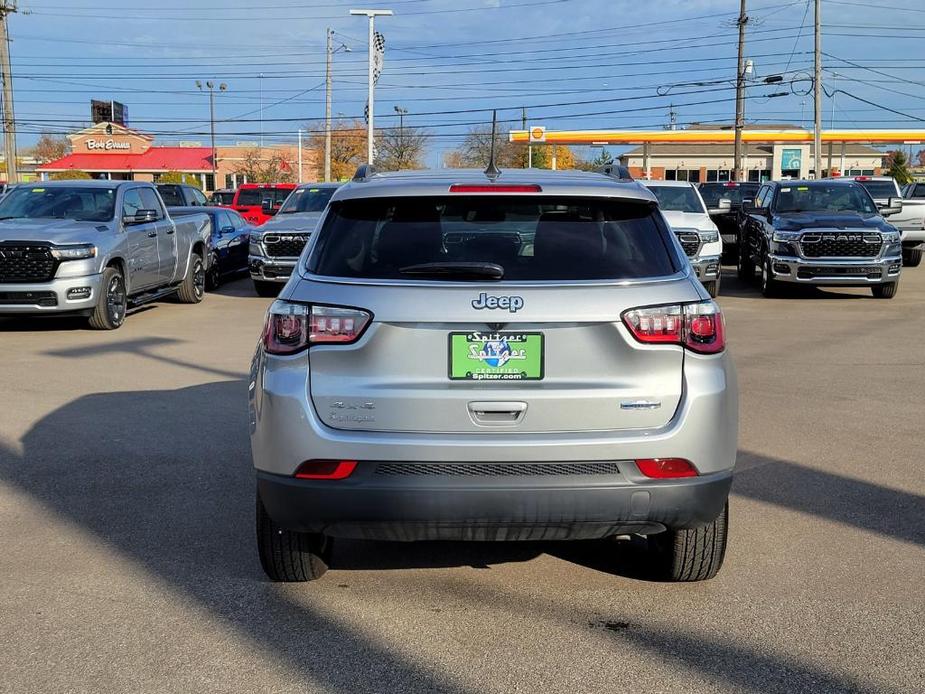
37, 122, 317, 191
619, 124, 884, 182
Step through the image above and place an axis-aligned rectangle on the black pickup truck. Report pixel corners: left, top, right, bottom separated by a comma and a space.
699, 181, 760, 258
737, 179, 903, 298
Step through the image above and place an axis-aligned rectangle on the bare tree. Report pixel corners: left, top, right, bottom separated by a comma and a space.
448, 124, 523, 169
234, 149, 295, 183
376, 125, 429, 171
32, 132, 69, 163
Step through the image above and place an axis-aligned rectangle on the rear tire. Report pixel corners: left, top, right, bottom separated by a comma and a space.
647, 502, 728, 582
88, 266, 127, 330
256, 491, 330, 582
177, 252, 205, 304
253, 280, 280, 298
703, 276, 720, 298
205, 252, 221, 290
872, 281, 898, 299
903, 248, 922, 267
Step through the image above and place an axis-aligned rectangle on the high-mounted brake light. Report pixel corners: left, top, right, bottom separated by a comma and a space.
855, 176, 871, 181
723, 182, 740, 187
263, 302, 371, 355
449, 184, 542, 193
294, 460, 358, 480
636, 458, 698, 479
622, 301, 725, 354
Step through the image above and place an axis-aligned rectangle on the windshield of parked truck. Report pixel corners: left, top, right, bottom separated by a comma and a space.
775, 183, 877, 215
699, 182, 760, 207
310, 195, 679, 281
236, 188, 292, 207
278, 186, 337, 214
0, 185, 117, 222
856, 180, 899, 200
645, 185, 705, 214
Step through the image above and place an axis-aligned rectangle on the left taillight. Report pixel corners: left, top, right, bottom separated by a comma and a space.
263, 302, 371, 355
622, 300, 725, 354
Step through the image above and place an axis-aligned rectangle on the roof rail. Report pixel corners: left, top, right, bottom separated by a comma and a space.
353, 163, 377, 181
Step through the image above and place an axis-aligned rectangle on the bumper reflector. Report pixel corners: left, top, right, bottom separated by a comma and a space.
636, 458, 698, 479
294, 460, 358, 480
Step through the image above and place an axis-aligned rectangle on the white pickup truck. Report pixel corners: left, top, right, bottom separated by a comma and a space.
840, 176, 924, 267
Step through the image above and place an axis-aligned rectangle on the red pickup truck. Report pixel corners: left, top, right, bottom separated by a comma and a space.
231, 183, 297, 226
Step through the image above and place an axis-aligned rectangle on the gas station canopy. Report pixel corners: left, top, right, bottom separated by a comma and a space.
509, 128, 925, 145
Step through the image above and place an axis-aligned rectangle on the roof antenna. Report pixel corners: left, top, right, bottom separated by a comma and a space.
484, 110, 501, 180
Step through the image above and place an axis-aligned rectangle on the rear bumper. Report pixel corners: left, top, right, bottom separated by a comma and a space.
249, 255, 296, 283
257, 466, 733, 540
0, 274, 101, 314
767, 253, 902, 285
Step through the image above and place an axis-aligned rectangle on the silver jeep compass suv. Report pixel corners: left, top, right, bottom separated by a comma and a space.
249, 167, 738, 583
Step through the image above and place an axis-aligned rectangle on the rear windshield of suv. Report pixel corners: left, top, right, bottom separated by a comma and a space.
856, 180, 898, 200
236, 188, 292, 207
309, 195, 679, 281
645, 185, 705, 213
699, 183, 759, 207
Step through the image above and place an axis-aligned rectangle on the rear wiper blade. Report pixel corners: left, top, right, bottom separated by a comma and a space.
399, 262, 504, 280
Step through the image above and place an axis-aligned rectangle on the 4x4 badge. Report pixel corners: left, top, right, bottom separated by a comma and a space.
471, 292, 524, 312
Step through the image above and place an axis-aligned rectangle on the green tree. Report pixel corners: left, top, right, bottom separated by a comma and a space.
157, 171, 202, 187
49, 170, 93, 180
885, 150, 913, 185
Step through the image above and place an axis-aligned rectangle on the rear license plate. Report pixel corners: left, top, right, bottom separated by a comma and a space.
448, 331, 544, 381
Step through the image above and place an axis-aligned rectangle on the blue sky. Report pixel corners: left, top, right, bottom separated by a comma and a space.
8, 0, 925, 164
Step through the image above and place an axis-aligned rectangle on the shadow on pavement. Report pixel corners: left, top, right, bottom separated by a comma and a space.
2, 380, 920, 690
45, 337, 247, 380
0, 381, 475, 693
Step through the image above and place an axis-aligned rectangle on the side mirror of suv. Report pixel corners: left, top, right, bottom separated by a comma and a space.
880, 197, 903, 217
123, 209, 159, 225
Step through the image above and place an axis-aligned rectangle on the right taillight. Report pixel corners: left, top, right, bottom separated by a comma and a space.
622, 301, 725, 354
263, 302, 371, 355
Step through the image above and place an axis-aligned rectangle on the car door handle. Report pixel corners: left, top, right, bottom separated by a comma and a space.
147, 231, 157, 238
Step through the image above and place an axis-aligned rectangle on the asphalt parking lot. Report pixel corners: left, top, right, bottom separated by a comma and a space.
1, 270, 923, 694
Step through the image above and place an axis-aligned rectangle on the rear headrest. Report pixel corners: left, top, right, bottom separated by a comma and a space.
376, 221, 443, 268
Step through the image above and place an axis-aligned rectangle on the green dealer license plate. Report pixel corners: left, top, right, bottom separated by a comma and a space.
448, 331, 544, 381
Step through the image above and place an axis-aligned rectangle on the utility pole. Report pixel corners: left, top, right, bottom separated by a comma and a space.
196, 80, 226, 191
813, 0, 822, 179
668, 103, 677, 131
732, 0, 747, 182
523, 106, 532, 168
394, 105, 407, 168
259, 72, 264, 148
324, 28, 350, 182
324, 28, 333, 182
0, 1, 18, 185
298, 128, 303, 183
350, 8, 392, 165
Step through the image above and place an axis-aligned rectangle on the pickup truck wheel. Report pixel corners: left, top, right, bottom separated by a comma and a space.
760, 256, 782, 298
253, 280, 280, 298
736, 238, 755, 281
88, 267, 127, 330
903, 248, 922, 267
177, 253, 205, 304
647, 502, 728, 582
256, 491, 330, 582
703, 276, 720, 297
205, 252, 221, 290
871, 281, 898, 299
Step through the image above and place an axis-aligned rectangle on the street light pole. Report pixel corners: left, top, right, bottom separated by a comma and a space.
394, 105, 407, 168
350, 8, 393, 165
259, 72, 264, 148
196, 80, 226, 192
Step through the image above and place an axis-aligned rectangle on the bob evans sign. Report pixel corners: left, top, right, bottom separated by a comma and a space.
86, 139, 131, 151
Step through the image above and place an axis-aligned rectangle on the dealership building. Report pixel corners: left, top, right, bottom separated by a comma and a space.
617, 124, 884, 182
36, 122, 318, 192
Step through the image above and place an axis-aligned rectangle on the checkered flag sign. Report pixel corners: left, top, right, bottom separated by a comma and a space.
372, 31, 385, 85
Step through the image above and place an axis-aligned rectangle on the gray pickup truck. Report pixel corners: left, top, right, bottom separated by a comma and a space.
248, 182, 340, 297
0, 180, 210, 329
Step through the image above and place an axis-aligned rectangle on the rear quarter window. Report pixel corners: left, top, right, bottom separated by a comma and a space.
309, 195, 680, 282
